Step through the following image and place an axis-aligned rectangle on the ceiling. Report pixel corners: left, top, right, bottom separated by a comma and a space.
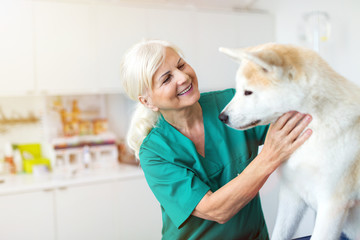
155, 0, 258, 9
101, 0, 261, 11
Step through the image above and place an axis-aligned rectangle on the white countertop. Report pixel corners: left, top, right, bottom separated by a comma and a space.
0, 164, 144, 196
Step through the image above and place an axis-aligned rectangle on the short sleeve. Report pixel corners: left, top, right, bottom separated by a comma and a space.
253, 124, 270, 146
139, 148, 211, 229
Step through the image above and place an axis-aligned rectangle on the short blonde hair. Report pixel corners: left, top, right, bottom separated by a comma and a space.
120, 39, 183, 158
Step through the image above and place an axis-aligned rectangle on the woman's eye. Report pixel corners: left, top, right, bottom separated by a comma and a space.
244, 90, 253, 96
163, 75, 172, 84
178, 63, 185, 70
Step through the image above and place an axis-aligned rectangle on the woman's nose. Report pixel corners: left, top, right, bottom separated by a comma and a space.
175, 70, 188, 85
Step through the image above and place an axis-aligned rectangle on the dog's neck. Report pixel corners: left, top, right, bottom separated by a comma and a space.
296, 71, 360, 135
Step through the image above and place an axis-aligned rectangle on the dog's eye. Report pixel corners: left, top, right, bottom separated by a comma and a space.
244, 90, 253, 96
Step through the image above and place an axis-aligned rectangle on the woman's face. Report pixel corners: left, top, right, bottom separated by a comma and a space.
146, 47, 200, 112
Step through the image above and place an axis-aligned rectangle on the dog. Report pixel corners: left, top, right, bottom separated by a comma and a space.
218, 43, 360, 240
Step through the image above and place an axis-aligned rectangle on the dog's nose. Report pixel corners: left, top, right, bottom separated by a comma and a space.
218, 113, 229, 124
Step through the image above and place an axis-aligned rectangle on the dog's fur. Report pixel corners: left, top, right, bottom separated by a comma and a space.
219, 43, 360, 240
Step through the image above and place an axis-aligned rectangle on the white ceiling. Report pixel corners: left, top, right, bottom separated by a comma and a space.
100, 0, 261, 11
153, 0, 258, 9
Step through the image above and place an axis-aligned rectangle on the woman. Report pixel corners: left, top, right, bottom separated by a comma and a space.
120, 39, 312, 239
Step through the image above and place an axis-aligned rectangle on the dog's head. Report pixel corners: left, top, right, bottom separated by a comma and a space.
219, 43, 306, 130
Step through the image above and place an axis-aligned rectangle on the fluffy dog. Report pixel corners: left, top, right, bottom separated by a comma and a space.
218, 43, 360, 240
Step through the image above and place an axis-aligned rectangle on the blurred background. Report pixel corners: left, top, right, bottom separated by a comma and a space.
0, 0, 359, 239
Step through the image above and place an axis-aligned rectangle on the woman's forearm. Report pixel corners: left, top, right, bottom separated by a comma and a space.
192, 150, 276, 224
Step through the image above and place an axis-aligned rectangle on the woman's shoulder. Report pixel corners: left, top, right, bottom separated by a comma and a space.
139, 128, 165, 163
141, 122, 166, 149
200, 88, 235, 99
199, 88, 235, 110
139, 117, 173, 157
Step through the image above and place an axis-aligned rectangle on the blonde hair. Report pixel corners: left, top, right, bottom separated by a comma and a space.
120, 39, 183, 158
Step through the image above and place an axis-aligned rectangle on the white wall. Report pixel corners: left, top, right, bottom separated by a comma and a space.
0, 96, 45, 148
256, 0, 360, 85
105, 94, 136, 143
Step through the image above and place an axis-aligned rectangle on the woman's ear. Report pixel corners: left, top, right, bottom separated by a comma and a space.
138, 95, 159, 112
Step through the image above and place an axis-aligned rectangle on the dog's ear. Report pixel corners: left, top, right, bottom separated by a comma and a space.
219, 47, 273, 73
240, 51, 274, 73
219, 47, 243, 63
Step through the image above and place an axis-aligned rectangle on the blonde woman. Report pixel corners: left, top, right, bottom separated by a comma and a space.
120, 39, 312, 239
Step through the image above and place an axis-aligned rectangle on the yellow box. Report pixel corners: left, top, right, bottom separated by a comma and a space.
22, 158, 51, 174
16, 143, 51, 174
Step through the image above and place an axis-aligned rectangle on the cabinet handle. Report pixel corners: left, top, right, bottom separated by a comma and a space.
58, 186, 68, 190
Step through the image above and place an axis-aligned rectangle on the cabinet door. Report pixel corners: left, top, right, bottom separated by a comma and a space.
34, 1, 96, 94
93, 4, 149, 93
145, 8, 198, 68
115, 177, 162, 239
0, 0, 35, 96
0, 190, 55, 240
55, 182, 117, 240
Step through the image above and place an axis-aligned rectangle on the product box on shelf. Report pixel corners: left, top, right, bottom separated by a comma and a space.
51, 132, 118, 176
16, 143, 51, 174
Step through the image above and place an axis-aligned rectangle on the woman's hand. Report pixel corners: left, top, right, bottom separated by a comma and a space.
193, 111, 312, 224
260, 111, 313, 171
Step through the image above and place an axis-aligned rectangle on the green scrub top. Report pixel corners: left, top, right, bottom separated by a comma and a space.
139, 88, 270, 240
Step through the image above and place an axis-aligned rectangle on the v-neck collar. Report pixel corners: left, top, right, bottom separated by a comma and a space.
159, 101, 207, 158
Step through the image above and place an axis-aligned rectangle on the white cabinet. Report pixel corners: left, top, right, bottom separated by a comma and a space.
33, 1, 96, 94
0, 0, 35, 96
114, 8, 275, 92
92, 4, 149, 93
115, 177, 162, 239
0, 190, 55, 240
55, 176, 162, 240
144, 8, 198, 67
0, 173, 162, 239
54, 176, 162, 240
55, 182, 118, 240
92, 6, 198, 93
0, 1, 275, 96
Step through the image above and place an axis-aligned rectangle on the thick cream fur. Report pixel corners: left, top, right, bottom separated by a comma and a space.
220, 43, 360, 240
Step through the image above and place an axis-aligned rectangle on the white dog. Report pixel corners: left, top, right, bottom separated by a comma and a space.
218, 43, 360, 240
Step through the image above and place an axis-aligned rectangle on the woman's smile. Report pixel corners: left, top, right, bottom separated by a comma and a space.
178, 83, 193, 96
